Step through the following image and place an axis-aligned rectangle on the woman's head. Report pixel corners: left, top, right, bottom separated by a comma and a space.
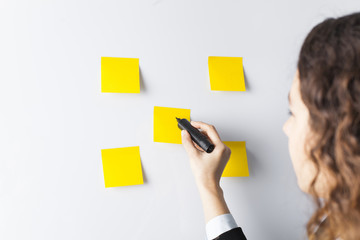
283, 12, 360, 239
282, 71, 334, 196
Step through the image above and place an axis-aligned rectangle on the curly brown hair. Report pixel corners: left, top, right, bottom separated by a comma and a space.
298, 12, 360, 239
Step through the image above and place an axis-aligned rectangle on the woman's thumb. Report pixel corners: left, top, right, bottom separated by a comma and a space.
181, 130, 198, 157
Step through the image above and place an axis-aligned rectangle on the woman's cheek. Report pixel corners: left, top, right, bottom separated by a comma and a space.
289, 119, 311, 193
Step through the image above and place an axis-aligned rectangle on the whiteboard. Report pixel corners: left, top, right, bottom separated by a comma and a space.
0, 1, 358, 239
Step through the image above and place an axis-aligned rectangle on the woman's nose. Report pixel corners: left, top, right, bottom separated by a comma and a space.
282, 121, 288, 136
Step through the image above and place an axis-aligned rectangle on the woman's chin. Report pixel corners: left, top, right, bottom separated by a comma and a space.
298, 181, 309, 194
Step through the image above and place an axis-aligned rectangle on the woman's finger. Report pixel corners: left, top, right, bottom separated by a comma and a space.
190, 121, 222, 145
193, 141, 205, 152
181, 130, 200, 157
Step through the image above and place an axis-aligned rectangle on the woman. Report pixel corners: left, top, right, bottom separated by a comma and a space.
181, 12, 360, 240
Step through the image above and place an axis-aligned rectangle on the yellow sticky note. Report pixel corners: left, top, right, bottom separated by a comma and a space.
222, 141, 249, 177
101, 146, 143, 187
154, 106, 191, 144
101, 57, 140, 93
208, 56, 246, 91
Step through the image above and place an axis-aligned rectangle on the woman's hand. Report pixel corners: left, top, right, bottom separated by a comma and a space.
181, 120, 232, 223
181, 121, 231, 190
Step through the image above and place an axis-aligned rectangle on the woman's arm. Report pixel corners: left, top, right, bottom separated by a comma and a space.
197, 178, 230, 223
199, 184, 246, 240
181, 121, 247, 239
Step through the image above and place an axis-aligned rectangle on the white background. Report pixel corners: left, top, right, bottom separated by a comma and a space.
0, 1, 359, 239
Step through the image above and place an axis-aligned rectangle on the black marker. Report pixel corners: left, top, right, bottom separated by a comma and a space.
176, 118, 215, 153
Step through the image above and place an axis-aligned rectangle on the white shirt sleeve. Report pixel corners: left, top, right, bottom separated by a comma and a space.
205, 213, 238, 240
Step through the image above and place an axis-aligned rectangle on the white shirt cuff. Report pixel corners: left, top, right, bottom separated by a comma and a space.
205, 213, 238, 240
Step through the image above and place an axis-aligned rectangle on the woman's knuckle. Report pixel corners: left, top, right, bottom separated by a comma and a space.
226, 147, 231, 156
218, 145, 225, 153
225, 145, 230, 152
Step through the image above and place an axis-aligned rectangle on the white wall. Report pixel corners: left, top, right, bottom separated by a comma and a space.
0, 1, 359, 239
